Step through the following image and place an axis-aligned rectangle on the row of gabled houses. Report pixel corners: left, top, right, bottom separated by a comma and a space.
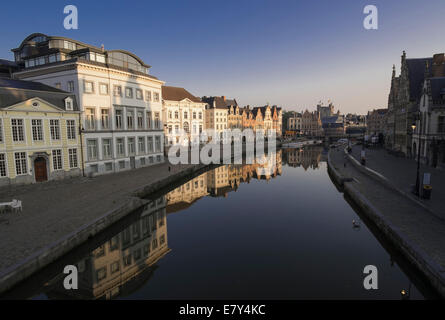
0, 33, 282, 186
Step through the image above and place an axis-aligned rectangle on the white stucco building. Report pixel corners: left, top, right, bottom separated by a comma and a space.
11, 33, 165, 176
162, 86, 206, 146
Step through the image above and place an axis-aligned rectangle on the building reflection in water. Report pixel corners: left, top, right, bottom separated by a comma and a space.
283, 146, 324, 170
44, 197, 169, 300
41, 148, 322, 300
166, 150, 282, 207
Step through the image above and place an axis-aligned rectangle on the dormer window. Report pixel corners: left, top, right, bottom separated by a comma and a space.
65, 97, 73, 111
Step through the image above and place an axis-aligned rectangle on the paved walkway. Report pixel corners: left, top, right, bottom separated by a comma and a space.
330, 148, 445, 291
0, 162, 196, 275
350, 145, 445, 220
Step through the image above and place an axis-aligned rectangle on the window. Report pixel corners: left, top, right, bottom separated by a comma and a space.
147, 137, 153, 153
54, 83, 61, 89
87, 140, 98, 161
169, 111, 172, 119
15, 152, 27, 175
99, 83, 108, 95
193, 112, 196, 119
105, 162, 113, 171
183, 122, 189, 134
0, 119, 3, 143
168, 125, 172, 134
96, 267, 107, 282
123, 254, 132, 267
146, 112, 152, 129
68, 148, 78, 168
85, 108, 95, 130
67, 120, 76, 140
67, 81, 75, 92
65, 98, 73, 111
116, 138, 125, 156
101, 109, 110, 129
184, 111, 188, 119
136, 89, 143, 100
64, 40, 76, 50
50, 120, 60, 140
154, 112, 160, 129
103, 139, 112, 159
137, 111, 144, 129
113, 85, 122, 97
174, 111, 179, 119
84, 80, 94, 94
155, 136, 161, 152
438, 116, 445, 133
31, 119, 44, 141
138, 137, 146, 154
127, 110, 134, 129
0, 154, 6, 177
119, 160, 125, 169
125, 87, 133, 98
115, 110, 123, 129
145, 90, 152, 101
128, 138, 135, 155
52, 149, 63, 170
153, 92, 160, 102
110, 261, 120, 274
199, 112, 202, 120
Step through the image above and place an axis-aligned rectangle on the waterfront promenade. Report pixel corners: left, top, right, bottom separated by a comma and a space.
328, 147, 445, 297
0, 161, 206, 293
350, 145, 445, 221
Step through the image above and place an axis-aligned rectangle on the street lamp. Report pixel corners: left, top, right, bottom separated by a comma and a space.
412, 112, 422, 196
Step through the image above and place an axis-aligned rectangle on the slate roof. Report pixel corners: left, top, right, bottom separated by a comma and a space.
430, 77, 445, 103
201, 96, 238, 109
321, 115, 343, 124
406, 58, 433, 102
162, 86, 202, 103
0, 78, 78, 110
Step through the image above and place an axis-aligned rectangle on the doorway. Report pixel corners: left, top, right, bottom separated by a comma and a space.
34, 157, 48, 182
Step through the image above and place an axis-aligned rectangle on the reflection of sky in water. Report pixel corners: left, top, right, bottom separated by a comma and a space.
22, 148, 437, 300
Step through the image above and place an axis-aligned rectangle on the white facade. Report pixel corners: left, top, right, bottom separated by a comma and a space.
163, 98, 206, 146
14, 60, 165, 177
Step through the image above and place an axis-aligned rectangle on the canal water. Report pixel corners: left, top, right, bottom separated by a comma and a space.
2, 147, 439, 299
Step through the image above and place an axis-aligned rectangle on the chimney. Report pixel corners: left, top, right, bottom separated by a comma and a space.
101, 44, 105, 52
432, 53, 445, 77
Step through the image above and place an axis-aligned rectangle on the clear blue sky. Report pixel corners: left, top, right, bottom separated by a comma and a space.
1, 0, 444, 114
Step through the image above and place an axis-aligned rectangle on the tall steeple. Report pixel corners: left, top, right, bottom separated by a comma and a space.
392, 64, 396, 79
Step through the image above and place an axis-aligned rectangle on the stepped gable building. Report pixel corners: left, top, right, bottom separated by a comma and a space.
11, 33, 165, 177
162, 86, 206, 146
301, 109, 322, 137
386, 51, 433, 156
0, 78, 82, 185
413, 53, 445, 167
